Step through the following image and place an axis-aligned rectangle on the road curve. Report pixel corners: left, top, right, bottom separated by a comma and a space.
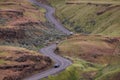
24, 0, 72, 80
24, 44, 72, 80
29, 0, 71, 35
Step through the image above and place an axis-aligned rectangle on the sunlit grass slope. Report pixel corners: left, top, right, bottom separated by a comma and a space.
43, 35, 120, 80
48, 0, 120, 36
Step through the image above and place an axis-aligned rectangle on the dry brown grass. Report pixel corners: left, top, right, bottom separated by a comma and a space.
0, 46, 52, 80
0, 0, 46, 28
58, 34, 120, 64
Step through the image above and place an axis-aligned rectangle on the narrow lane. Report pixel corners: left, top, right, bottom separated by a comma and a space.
24, 44, 71, 80
24, 0, 72, 80
29, 0, 71, 35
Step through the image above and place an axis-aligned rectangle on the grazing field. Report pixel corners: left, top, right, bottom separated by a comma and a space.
58, 35, 120, 64
35, 0, 120, 80
48, 0, 120, 36
43, 35, 120, 80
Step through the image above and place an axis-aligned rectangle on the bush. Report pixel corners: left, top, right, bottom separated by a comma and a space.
42, 67, 80, 80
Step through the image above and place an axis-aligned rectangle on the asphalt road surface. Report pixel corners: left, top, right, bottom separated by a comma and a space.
24, 44, 72, 80
24, 0, 72, 80
29, 0, 71, 35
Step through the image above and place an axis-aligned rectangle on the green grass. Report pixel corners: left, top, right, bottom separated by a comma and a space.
45, 1, 120, 79
42, 57, 103, 80
95, 65, 120, 80
67, 0, 120, 5
42, 56, 120, 80
68, 0, 120, 1
48, 0, 120, 36
0, 18, 8, 26
45, 35, 120, 80
0, 50, 9, 56
0, 59, 6, 64
43, 67, 80, 80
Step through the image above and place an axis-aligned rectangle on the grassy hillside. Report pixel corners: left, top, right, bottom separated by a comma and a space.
0, 0, 65, 50
36, 0, 120, 80
35, 0, 120, 80
44, 35, 120, 80
58, 35, 120, 64
48, 0, 120, 36
0, 0, 56, 79
68, 0, 120, 1
0, 46, 52, 80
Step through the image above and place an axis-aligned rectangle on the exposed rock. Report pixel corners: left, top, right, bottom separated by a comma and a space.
103, 38, 119, 44
14, 21, 39, 26
0, 64, 32, 70
0, 27, 25, 39
0, 10, 23, 18
0, 46, 52, 80
3, 75, 22, 80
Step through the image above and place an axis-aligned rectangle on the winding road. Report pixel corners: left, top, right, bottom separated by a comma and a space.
24, 0, 72, 80
29, 0, 71, 35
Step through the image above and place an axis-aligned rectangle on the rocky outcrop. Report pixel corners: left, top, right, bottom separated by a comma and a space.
0, 10, 23, 19
97, 5, 120, 15
15, 55, 51, 62
0, 64, 32, 70
3, 75, 22, 80
0, 2, 17, 5
0, 27, 25, 39
102, 37, 119, 44
0, 54, 52, 80
0, 46, 53, 80
14, 21, 39, 26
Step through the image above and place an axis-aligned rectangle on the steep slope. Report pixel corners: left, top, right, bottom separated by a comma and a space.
58, 35, 120, 64
35, 0, 120, 80
0, 0, 64, 50
52, 35, 120, 80
0, 46, 52, 80
0, 0, 57, 80
47, 0, 120, 36
31, 0, 120, 80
